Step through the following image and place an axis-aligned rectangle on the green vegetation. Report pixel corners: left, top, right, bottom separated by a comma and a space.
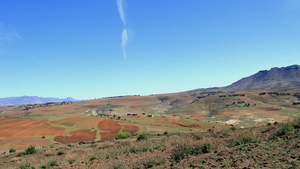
57, 151, 65, 156
19, 162, 35, 169
9, 149, 16, 153
116, 131, 131, 139
25, 145, 37, 155
171, 143, 211, 162
137, 134, 147, 141
229, 135, 259, 147
40, 159, 59, 168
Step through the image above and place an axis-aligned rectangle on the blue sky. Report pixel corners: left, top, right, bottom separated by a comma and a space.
0, 0, 299, 100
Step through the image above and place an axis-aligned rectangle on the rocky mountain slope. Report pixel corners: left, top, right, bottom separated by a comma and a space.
226, 65, 300, 91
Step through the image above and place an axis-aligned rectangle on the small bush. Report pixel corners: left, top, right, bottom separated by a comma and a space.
41, 136, 45, 139
270, 124, 295, 139
40, 159, 59, 168
25, 145, 37, 154
90, 156, 100, 161
16, 152, 27, 157
68, 159, 76, 164
193, 133, 204, 140
9, 149, 16, 153
267, 123, 272, 126
111, 162, 126, 169
137, 134, 147, 141
99, 144, 114, 149
57, 151, 65, 155
79, 141, 86, 144
20, 162, 35, 169
117, 131, 131, 139
171, 143, 211, 162
164, 131, 168, 134
45, 153, 55, 157
229, 135, 258, 147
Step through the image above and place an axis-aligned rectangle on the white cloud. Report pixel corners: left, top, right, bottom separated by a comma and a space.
121, 29, 128, 58
117, 0, 126, 25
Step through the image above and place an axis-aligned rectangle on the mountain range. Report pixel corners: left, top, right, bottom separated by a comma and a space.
0, 96, 78, 107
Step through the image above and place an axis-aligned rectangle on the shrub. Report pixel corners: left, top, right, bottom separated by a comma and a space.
41, 136, 45, 139
9, 149, 16, 153
99, 144, 114, 149
25, 145, 37, 154
274, 121, 279, 125
68, 159, 76, 164
45, 153, 55, 157
267, 123, 272, 126
40, 159, 59, 168
90, 156, 100, 161
57, 151, 65, 155
229, 135, 258, 147
137, 134, 147, 141
271, 124, 295, 139
111, 162, 126, 169
171, 143, 211, 162
164, 131, 168, 135
16, 152, 27, 157
79, 141, 86, 144
117, 131, 131, 139
19, 162, 35, 169
193, 133, 204, 140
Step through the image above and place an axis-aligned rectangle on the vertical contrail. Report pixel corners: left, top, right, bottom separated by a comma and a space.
117, 0, 128, 58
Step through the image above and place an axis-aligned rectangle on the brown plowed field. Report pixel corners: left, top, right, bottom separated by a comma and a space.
0, 121, 45, 139
0, 138, 23, 150
76, 118, 103, 129
53, 129, 96, 144
12, 123, 52, 138
0, 118, 28, 127
0, 119, 37, 131
122, 125, 139, 134
98, 119, 122, 141
58, 117, 91, 127
36, 126, 67, 137
98, 119, 121, 132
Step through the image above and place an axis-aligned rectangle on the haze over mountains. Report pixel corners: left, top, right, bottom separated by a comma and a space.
1, 65, 300, 107
0, 96, 78, 107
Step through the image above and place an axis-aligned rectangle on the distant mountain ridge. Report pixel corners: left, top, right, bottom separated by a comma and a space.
0, 96, 78, 107
226, 65, 300, 90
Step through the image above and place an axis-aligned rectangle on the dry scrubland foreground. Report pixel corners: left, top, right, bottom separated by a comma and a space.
1, 119, 300, 168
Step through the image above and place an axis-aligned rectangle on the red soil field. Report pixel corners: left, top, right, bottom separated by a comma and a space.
10, 138, 53, 150
58, 117, 91, 127
54, 129, 96, 144
0, 118, 28, 127
0, 121, 45, 139
98, 119, 122, 141
0, 119, 37, 131
36, 126, 67, 137
0, 117, 18, 123
98, 119, 121, 132
12, 123, 52, 138
75, 118, 104, 129
99, 132, 118, 141
0, 138, 24, 150
122, 125, 139, 134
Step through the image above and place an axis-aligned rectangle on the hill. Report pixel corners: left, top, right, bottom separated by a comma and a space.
0, 96, 79, 107
226, 65, 300, 91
